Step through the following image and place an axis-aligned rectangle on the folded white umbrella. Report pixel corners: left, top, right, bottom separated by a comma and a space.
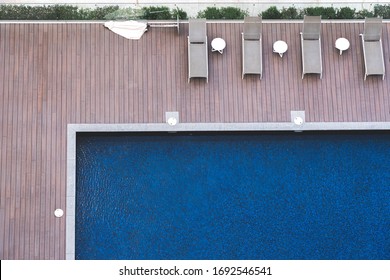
104, 21, 148, 40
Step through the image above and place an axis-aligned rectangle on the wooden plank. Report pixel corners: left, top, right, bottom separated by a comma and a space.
0, 25, 6, 259
14, 23, 25, 260
163, 27, 171, 115
2, 23, 12, 259
76, 24, 82, 124
30, 23, 39, 259
113, 28, 120, 123
35, 23, 46, 259
49, 23, 59, 259
58, 22, 67, 230
18, 23, 29, 260
9, 23, 19, 259
81, 24, 89, 124
48, 23, 58, 260
89, 25, 96, 123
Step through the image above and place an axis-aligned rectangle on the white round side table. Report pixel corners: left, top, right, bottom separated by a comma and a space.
335, 37, 350, 55
211, 38, 226, 54
273, 40, 288, 57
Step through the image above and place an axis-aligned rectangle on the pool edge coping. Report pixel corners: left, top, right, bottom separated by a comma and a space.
66, 121, 390, 260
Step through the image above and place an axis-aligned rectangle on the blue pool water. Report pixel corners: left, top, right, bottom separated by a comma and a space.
76, 132, 390, 260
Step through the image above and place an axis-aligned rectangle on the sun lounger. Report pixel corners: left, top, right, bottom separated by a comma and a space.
300, 16, 322, 79
360, 17, 385, 80
242, 16, 262, 79
188, 19, 208, 82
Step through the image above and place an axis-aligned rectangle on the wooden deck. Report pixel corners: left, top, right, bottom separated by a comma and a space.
1, 20, 390, 259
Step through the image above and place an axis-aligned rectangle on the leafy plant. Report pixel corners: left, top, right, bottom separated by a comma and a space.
52, 5, 83, 20
304, 7, 337, 19
336, 7, 356, 19
354, 9, 375, 19
141, 6, 172, 20
197, 7, 221, 19
261, 6, 282, 19
219, 7, 248, 19
86, 6, 119, 20
197, 6, 247, 19
0, 4, 383, 21
172, 7, 187, 20
374, 4, 390, 19
104, 7, 142, 20
280, 7, 302, 19
0, 4, 120, 20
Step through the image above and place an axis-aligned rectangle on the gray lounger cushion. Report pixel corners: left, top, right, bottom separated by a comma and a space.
361, 17, 385, 80
188, 19, 208, 82
242, 16, 262, 79
301, 16, 322, 79
189, 43, 208, 79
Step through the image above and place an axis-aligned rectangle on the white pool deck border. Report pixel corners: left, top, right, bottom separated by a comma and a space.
66, 119, 390, 260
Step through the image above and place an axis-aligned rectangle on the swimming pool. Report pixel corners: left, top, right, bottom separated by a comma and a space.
75, 131, 390, 260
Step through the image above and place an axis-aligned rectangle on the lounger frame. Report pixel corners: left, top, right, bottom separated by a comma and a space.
360, 17, 385, 80
242, 17, 262, 79
300, 16, 323, 79
188, 19, 208, 83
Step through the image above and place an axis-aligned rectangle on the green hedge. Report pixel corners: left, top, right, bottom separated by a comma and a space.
141, 6, 173, 20
0, 4, 389, 20
374, 4, 390, 18
104, 6, 187, 20
0, 5, 121, 20
261, 6, 282, 19
0, 5, 187, 20
197, 6, 248, 19
261, 5, 388, 19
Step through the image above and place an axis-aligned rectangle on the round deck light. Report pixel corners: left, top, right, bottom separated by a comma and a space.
167, 117, 177, 126
294, 116, 304, 125
54, 208, 64, 218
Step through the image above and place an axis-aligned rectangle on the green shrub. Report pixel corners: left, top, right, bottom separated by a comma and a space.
304, 7, 337, 19
354, 9, 375, 19
104, 7, 143, 20
197, 7, 221, 19
0, 5, 28, 20
0, 4, 122, 20
0, 5, 48, 20
261, 6, 282, 19
32, 5, 58, 20
141, 6, 172, 20
219, 7, 248, 19
51, 5, 83, 20
197, 6, 247, 19
34, 5, 83, 20
0, 4, 383, 21
280, 7, 302, 19
172, 7, 187, 20
86, 6, 119, 20
336, 7, 356, 19
0, 4, 182, 21
374, 4, 390, 19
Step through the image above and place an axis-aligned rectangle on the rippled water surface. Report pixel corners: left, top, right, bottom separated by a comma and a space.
76, 132, 390, 260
